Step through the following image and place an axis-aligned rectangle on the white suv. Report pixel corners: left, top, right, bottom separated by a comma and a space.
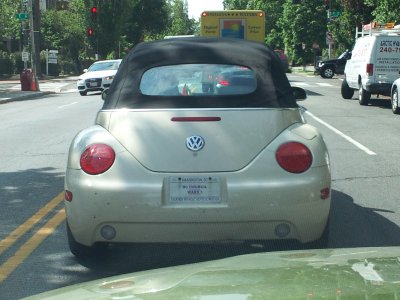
77, 59, 122, 96
341, 24, 400, 106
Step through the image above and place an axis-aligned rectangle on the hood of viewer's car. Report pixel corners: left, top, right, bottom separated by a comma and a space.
22, 247, 400, 300
102, 109, 304, 172
78, 70, 117, 80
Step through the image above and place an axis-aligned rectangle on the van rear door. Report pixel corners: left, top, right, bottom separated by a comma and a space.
374, 36, 400, 83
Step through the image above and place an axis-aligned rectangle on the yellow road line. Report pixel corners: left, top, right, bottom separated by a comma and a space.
0, 191, 64, 256
0, 208, 66, 283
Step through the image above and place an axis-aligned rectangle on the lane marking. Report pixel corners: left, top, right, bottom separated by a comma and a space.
0, 208, 66, 283
58, 102, 78, 109
305, 111, 377, 155
0, 192, 64, 256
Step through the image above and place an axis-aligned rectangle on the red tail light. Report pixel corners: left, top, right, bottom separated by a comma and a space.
366, 63, 373, 76
80, 144, 115, 175
276, 142, 313, 173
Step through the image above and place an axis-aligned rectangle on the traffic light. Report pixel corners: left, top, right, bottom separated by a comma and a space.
324, 0, 330, 10
87, 28, 94, 36
90, 6, 97, 20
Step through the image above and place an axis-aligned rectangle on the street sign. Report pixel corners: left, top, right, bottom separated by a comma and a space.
326, 31, 334, 45
47, 50, 58, 64
329, 11, 340, 18
21, 51, 29, 62
15, 13, 29, 20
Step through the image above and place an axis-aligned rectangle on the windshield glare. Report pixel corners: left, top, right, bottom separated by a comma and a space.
88, 61, 120, 72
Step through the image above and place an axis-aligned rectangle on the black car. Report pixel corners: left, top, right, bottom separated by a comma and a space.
315, 50, 351, 78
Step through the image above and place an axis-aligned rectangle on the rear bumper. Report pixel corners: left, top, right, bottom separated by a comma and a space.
65, 165, 331, 246
365, 82, 392, 96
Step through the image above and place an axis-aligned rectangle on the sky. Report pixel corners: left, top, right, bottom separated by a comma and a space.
186, 0, 224, 19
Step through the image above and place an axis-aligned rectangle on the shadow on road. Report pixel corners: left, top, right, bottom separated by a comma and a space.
70, 189, 400, 276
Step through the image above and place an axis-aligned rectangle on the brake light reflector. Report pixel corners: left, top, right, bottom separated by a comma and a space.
276, 142, 312, 173
366, 63, 373, 76
80, 144, 115, 175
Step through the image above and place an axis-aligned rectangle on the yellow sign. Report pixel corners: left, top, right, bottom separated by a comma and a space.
200, 10, 265, 43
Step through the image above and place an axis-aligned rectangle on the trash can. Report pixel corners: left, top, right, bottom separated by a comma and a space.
20, 69, 33, 91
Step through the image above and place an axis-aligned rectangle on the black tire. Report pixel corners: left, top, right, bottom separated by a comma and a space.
67, 222, 106, 258
79, 91, 87, 96
321, 66, 334, 79
341, 79, 354, 99
358, 85, 371, 106
391, 87, 400, 114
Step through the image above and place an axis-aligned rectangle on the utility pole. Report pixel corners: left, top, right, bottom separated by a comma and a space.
29, 0, 41, 90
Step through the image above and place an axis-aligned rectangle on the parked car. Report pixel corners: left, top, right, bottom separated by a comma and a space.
390, 78, 400, 114
315, 50, 351, 78
274, 49, 289, 72
64, 37, 331, 258
76, 59, 122, 96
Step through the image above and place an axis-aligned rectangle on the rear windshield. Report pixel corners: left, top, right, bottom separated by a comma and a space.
88, 61, 120, 72
139, 64, 257, 96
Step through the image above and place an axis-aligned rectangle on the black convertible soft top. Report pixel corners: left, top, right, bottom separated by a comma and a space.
102, 37, 298, 109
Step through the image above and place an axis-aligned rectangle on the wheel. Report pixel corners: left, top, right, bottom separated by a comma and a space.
341, 78, 354, 99
67, 222, 107, 258
321, 66, 334, 79
79, 91, 87, 96
391, 87, 400, 114
358, 85, 371, 106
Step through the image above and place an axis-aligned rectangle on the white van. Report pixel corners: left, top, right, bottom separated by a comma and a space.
341, 23, 400, 105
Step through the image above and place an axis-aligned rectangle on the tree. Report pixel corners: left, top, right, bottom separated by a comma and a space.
223, 0, 248, 9
164, 0, 196, 37
363, 0, 400, 24
120, 0, 169, 47
40, 0, 85, 72
326, 0, 374, 55
280, 0, 326, 65
247, 0, 285, 49
0, 0, 23, 51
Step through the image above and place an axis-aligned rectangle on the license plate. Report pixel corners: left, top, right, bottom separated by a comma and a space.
89, 82, 99, 87
169, 176, 221, 203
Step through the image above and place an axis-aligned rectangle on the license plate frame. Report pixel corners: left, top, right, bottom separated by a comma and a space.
169, 176, 221, 204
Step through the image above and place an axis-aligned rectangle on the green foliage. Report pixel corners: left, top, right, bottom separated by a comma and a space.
223, 0, 248, 9
363, 0, 400, 23
4, 0, 399, 76
281, 0, 326, 65
247, 0, 285, 49
40, 0, 85, 72
164, 0, 196, 36
0, 0, 21, 40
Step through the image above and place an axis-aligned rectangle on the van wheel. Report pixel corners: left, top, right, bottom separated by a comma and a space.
321, 66, 334, 79
391, 87, 400, 114
79, 91, 87, 96
67, 222, 107, 258
358, 85, 371, 106
341, 79, 354, 99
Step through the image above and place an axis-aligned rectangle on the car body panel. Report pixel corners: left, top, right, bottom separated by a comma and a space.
105, 109, 304, 172
22, 247, 400, 300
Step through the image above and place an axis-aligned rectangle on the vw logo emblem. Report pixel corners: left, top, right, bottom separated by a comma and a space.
186, 135, 205, 151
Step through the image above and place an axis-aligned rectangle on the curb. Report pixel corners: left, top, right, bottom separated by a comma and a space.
0, 91, 54, 105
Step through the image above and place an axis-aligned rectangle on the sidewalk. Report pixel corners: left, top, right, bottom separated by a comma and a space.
0, 75, 78, 104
